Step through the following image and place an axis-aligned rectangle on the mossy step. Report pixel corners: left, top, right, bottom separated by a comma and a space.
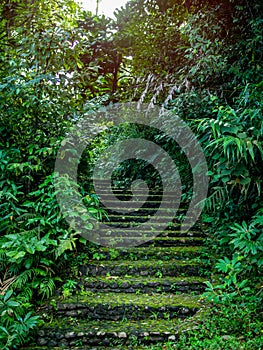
159, 230, 204, 238
96, 189, 180, 195
101, 210, 187, 219
58, 291, 202, 306
32, 316, 199, 348
88, 246, 203, 261
81, 276, 207, 294
99, 236, 204, 247
102, 207, 186, 213
99, 221, 198, 230
99, 197, 181, 204
103, 212, 186, 219
52, 292, 202, 321
101, 215, 194, 225
99, 228, 204, 239
79, 259, 202, 277
99, 201, 183, 211
100, 198, 179, 204
140, 237, 204, 247
94, 190, 178, 196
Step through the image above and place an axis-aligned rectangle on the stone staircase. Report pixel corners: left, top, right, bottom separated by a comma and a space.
27, 180, 210, 349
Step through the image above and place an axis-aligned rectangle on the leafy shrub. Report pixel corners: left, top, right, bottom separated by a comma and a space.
0, 172, 104, 297
0, 290, 40, 349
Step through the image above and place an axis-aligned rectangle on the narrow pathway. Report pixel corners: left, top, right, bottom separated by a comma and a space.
30, 180, 210, 349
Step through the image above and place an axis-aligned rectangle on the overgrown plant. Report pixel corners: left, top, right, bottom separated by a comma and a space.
0, 290, 40, 349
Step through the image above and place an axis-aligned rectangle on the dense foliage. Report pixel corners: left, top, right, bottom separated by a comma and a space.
0, 0, 262, 348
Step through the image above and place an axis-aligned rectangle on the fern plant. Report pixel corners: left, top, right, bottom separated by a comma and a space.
192, 83, 263, 216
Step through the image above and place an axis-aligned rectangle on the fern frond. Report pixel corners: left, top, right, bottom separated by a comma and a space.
38, 277, 56, 299
7, 264, 21, 277
17, 213, 38, 222
205, 187, 228, 212
19, 227, 40, 236
11, 270, 34, 290
17, 287, 33, 303
0, 252, 7, 269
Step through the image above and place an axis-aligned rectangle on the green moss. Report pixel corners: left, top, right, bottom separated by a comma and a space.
86, 258, 199, 269
84, 275, 207, 286
99, 246, 202, 255
106, 211, 187, 221
39, 317, 184, 333
152, 237, 203, 242
80, 246, 203, 265
105, 207, 186, 212
59, 292, 204, 309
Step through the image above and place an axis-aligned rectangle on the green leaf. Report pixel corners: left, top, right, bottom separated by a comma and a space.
6, 300, 20, 307
239, 177, 251, 185
3, 290, 13, 303
6, 251, 26, 260
25, 245, 35, 254
246, 140, 255, 161
79, 236, 87, 244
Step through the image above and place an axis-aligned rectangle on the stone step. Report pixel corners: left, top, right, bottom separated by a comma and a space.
101, 215, 191, 224
88, 246, 203, 260
99, 202, 184, 210
100, 205, 185, 212
51, 293, 202, 321
26, 181, 209, 349
98, 236, 204, 247
97, 196, 182, 204
99, 220, 198, 229
97, 228, 204, 238
93, 188, 176, 195
79, 259, 202, 277
102, 209, 187, 217
99, 197, 179, 203
141, 237, 204, 246
81, 276, 207, 294
32, 315, 201, 348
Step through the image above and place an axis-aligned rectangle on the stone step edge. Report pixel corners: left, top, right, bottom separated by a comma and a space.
31, 310, 208, 348
100, 206, 187, 211
97, 236, 204, 241
79, 265, 202, 278
81, 276, 207, 292
97, 232, 203, 238
84, 247, 203, 260
97, 245, 203, 253
82, 275, 206, 283
97, 238, 204, 247
54, 291, 203, 308
54, 304, 200, 321
102, 213, 190, 218
79, 258, 201, 268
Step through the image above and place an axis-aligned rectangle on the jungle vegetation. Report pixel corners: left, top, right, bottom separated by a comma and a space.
0, 0, 262, 348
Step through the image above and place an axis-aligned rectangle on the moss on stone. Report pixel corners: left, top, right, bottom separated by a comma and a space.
59, 292, 204, 309
27, 188, 211, 349
85, 258, 199, 269
39, 317, 183, 333
83, 275, 207, 285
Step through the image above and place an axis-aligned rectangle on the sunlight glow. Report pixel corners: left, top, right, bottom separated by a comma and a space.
81, 0, 128, 18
